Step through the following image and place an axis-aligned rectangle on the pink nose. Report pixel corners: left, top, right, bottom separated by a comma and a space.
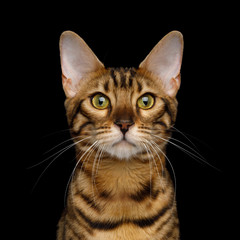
115, 120, 134, 134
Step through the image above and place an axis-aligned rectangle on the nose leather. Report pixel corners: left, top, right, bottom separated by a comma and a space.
115, 120, 134, 134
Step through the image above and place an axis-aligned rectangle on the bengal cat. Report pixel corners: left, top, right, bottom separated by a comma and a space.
57, 30, 183, 240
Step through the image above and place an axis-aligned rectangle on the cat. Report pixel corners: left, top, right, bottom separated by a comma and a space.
57, 30, 183, 240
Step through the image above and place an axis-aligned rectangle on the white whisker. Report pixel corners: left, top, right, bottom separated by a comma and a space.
95, 144, 106, 178
171, 126, 199, 150
150, 139, 177, 211
152, 134, 220, 171
43, 136, 83, 155
141, 140, 165, 193
92, 144, 106, 205
64, 140, 99, 206
140, 142, 153, 199
170, 136, 206, 161
28, 136, 91, 169
91, 144, 103, 200
143, 139, 165, 177
31, 137, 91, 191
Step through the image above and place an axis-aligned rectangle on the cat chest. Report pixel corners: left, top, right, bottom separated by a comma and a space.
69, 193, 177, 240
87, 225, 154, 240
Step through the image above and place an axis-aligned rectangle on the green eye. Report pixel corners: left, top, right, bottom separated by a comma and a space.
137, 94, 154, 109
92, 94, 110, 109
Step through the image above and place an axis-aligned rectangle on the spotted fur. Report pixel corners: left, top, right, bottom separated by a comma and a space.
57, 31, 183, 240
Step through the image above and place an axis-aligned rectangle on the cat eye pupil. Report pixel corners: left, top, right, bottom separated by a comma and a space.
98, 97, 105, 105
142, 97, 149, 106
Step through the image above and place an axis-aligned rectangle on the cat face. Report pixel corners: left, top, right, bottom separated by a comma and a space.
60, 31, 183, 160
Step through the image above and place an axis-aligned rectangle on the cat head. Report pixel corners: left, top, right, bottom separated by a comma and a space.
59, 31, 183, 160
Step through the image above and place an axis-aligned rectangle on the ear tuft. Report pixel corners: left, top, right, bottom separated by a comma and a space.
60, 31, 104, 98
139, 31, 183, 97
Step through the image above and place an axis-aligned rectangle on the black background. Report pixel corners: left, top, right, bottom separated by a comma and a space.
16, 5, 235, 240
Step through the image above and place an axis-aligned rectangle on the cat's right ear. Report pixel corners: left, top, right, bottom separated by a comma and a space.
60, 31, 104, 98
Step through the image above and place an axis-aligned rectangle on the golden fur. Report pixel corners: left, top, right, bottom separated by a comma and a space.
57, 31, 183, 240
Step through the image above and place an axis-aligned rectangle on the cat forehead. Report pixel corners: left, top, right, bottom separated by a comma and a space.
89, 67, 162, 94
108, 67, 138, 89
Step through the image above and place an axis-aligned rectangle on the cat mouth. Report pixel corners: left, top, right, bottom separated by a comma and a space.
106, 137, 139, 159
112, 139, 136, 147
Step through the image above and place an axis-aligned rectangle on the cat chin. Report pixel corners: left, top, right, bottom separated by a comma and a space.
106, 140, 140, 160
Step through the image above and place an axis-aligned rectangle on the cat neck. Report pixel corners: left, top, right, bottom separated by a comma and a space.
72, 151, 168, 201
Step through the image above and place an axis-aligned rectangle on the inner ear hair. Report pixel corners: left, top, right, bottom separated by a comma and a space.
59, 31, 104, 98
139, 31, 183, 97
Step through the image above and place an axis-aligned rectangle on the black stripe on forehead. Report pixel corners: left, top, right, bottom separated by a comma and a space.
109, 67, 137, 89
110, 68, 118, 87
129, 67, 136, 76
120, 70, 127, 88
104, 80, 109, 92
112, 68, 127, 88
137, 81, 142, 92
129, 68, 136, 88
129, 78, 133, 87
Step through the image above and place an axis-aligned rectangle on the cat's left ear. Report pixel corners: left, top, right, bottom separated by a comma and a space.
60, 31, 104, 98
139, 31, 183, 97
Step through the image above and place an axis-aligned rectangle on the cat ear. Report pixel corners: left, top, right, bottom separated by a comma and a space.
139, 31, 183, 97
60, 31, 104, 98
